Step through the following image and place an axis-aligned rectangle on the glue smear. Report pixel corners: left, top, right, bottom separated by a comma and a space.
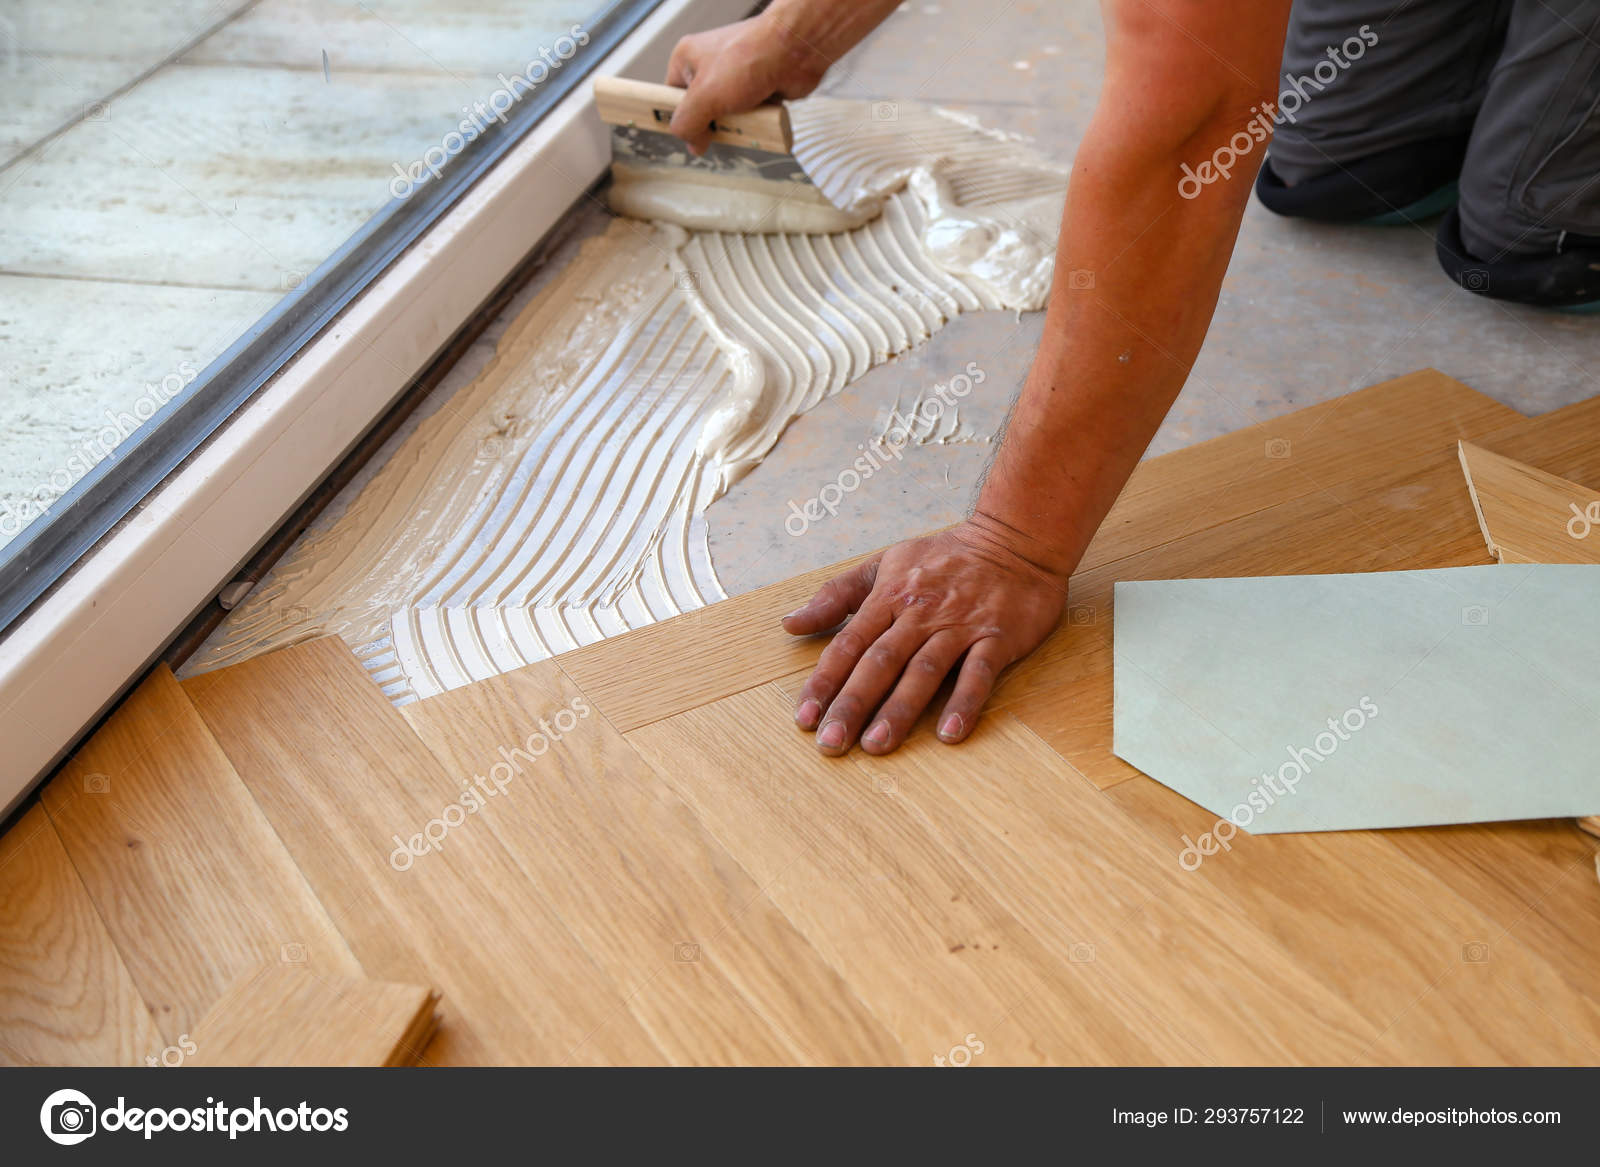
185, 100, 1068, 701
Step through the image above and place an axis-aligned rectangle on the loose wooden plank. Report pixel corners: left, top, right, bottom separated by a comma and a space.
1458, 441, 1600, 564
562, 370, 1515, 733
401, 661, 904, 1064
559, 549, 877, 734
187, 964, 438, 1067
629, 683, 1229, 1064
41, 666, 361, 1043
1460, 394, 1600, 489
183, 636, 667, 1066
0, 806, 164, 1067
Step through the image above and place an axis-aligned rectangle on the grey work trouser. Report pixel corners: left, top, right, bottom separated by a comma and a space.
1267, 0, 1600, 258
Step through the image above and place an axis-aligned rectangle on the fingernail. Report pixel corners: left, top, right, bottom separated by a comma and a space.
938, 713, 964, 741
817, 720, 846, 751
796, 699, 821, 728
782, 609, 802, 623
862, 720, 891, 750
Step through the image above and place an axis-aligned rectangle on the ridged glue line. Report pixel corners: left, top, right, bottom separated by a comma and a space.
485, 306, 710, 608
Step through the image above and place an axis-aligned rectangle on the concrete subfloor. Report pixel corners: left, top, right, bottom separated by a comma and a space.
0, 0, 600, 550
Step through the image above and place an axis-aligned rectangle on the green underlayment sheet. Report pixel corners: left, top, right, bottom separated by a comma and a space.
1111, 563, 1600, 833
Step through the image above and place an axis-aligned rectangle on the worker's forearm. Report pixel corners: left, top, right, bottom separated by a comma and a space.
761, 0, 902, 72
973, 116, 1262, 577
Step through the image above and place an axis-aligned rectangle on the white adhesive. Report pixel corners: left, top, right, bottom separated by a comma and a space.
609, 163, 881, 234
911, 168, 1064, 310
186, 100, 1068, 700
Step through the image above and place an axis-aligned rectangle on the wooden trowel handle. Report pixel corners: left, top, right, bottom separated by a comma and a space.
593, 77, 794, 154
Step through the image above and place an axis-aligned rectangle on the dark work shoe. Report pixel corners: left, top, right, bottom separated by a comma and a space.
1255, 133, 1471, 225
1436, 206, 1600, 313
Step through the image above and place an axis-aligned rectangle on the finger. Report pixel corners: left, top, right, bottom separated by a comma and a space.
783, 557, 880, 637
814, 619, 929, 755
858, 630, 969, 755
665, 39, 695, 88
667, 76, 728, 154
935, 639, 1012, 744
793, 594, 892, 731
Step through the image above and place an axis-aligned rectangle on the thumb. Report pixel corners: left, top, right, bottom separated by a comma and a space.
782, 557, 880, 636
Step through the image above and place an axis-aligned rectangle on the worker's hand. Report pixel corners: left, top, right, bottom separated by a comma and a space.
665, 16, 827, 153
784, 518, 1071, 755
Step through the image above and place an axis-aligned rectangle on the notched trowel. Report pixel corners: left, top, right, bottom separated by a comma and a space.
592, 77, 873, 233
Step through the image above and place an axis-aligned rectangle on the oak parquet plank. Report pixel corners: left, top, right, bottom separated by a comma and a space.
401, 662, 904, 1064
42, 667, 360, 1043
0, 806, 164, 1066
1103, 775, 1600, 1062
184, 638, 667, 1065
835, 713, 1382, 1063
187, 964, 438, 1067
1458, 441, 1600, 565
631, 684, 1255, 1063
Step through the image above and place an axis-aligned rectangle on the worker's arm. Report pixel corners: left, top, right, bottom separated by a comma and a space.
666, 0, 902, 152
668, 1, 1293, 754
